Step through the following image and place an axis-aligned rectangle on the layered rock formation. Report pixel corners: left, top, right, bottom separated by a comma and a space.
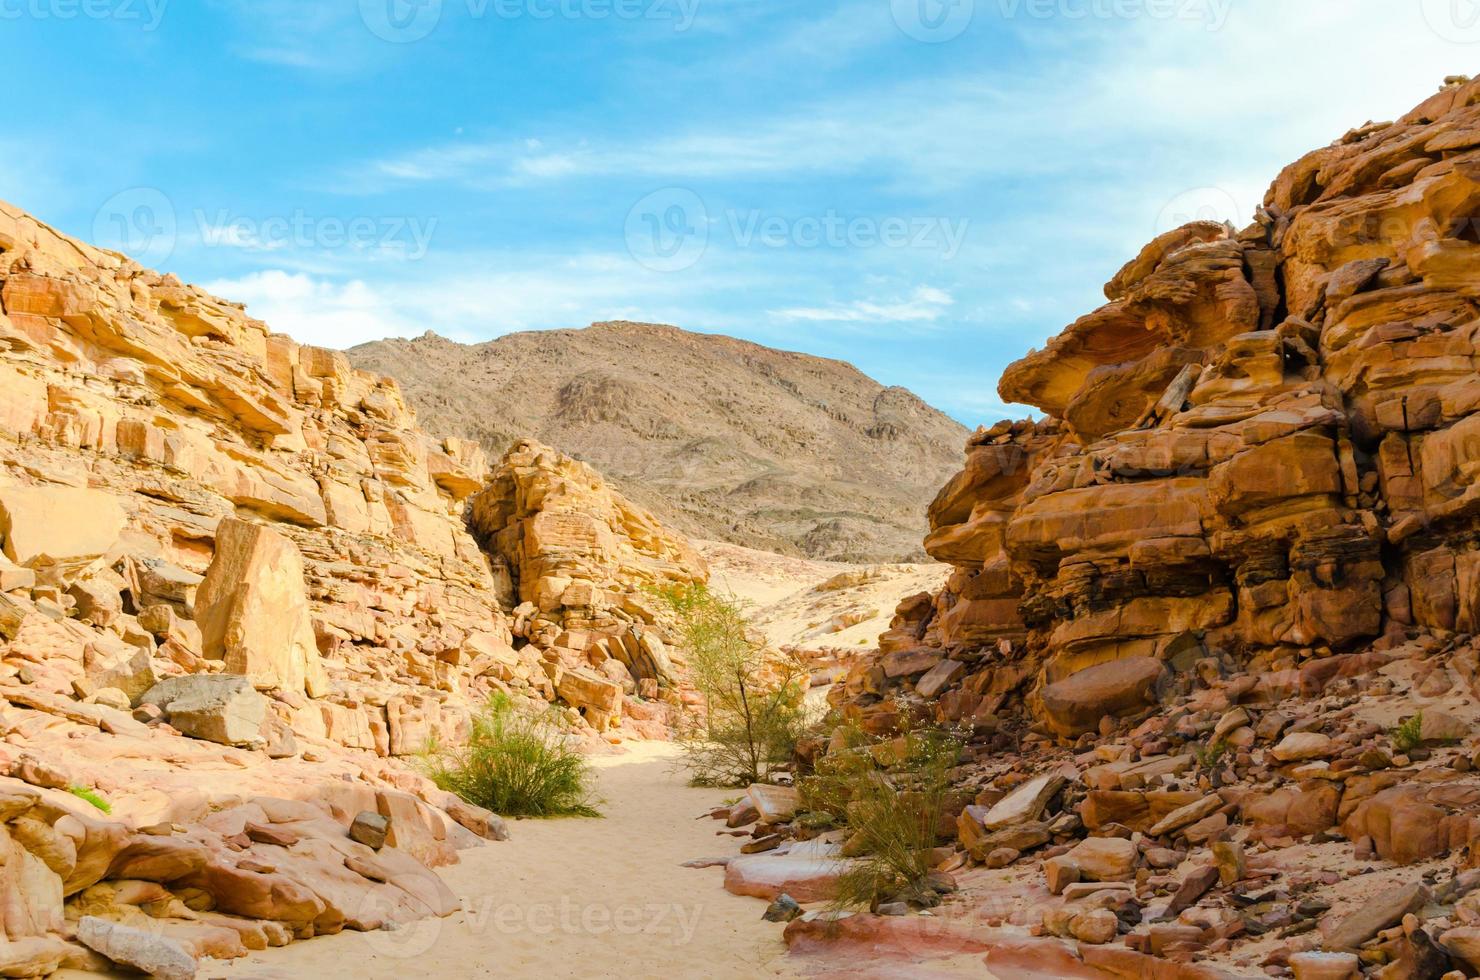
0, 201, 706, 975
469, 440, 708, 731
349, 322, 968, 562
873, 76, 1480, 736
809, 76, 1480, 975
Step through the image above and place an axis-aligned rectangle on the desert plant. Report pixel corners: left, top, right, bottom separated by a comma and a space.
422, 694, 600, 818
1391, 712, 1425, 754
1194, 739, 1229, 770
69, 786, 111, 813
656, 583, 810, 787
800, 725, 961, 910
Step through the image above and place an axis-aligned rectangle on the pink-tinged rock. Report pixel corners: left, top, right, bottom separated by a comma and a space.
724, 839, 846, 903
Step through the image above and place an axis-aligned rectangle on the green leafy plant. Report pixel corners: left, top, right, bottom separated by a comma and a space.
800, 724, 961, 910
1194, 739, 1229, 770
656, 583, 810, 787
1391, 712, 1425, 754
422, 694, 600, 818
69, 786, 111, 813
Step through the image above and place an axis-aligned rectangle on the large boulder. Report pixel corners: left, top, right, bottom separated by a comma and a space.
1040, 657, 1166, 736
140, 676, 269, 748
0, 485, 125, 564
194, 518, 327, 696
76, 916, 198, 980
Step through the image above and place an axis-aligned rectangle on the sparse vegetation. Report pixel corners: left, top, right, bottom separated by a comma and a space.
1194, 739, 1229, 770
68, 786, 111, 813
1391, 712, 1425, 754
422, 694, 600, 818
656, 583, 810, 787
800, 724, 961, 910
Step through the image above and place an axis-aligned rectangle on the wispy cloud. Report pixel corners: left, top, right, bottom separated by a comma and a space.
771, 286, 954, 326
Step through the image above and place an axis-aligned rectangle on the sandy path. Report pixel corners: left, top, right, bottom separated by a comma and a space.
213, 742, 800, 980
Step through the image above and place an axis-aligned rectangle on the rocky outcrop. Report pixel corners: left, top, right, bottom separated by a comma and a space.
468, 440, 707, 730
806, 76, 1480, 977
852, 76, 1480, 733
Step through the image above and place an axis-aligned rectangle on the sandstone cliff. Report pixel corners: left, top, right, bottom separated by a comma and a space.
0, 201, 709, 976
348, 322, 968, 562
802, 76, 1480, 973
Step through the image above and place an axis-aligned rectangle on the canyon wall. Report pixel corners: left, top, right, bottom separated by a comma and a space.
853, 76, 1480, 739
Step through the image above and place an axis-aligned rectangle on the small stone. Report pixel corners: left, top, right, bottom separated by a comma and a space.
1271, 732, 1334, 762
349, 811, 389, 850
1070, 908, 1119, 945
985, 847, 1020, 868
762, 893, 803, 923
1288, 950, 1360, 979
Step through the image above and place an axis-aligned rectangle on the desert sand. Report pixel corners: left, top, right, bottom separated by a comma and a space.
204, 742, 800, 980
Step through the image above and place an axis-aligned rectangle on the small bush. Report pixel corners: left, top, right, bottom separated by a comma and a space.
423, 695, 600, 818
1391, 712, 1424, 754
656, 583, 811, 787
69, 786, 111, 813
801, 725, 961, 910
1194, 739, 1229, 770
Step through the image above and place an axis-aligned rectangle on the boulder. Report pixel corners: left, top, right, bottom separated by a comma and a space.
1064, 837, 1137, 881
140, 676, 269, 748
194, 518, 327, 696
77, 916, 198, 980
747, 784, 801, 823
0, 485, 124, 564
1041, 658, 1165, 736
982, 773, 1064, 831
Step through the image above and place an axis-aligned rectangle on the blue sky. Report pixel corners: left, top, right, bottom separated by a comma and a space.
3, 0, 1477, 424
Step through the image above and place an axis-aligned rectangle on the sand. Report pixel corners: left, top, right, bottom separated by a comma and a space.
209, 742, 801, 980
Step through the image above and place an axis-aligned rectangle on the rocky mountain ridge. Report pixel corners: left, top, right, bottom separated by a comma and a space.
347, 322, 968, 562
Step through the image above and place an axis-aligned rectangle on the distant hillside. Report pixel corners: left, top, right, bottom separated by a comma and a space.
348, 321, 968, 561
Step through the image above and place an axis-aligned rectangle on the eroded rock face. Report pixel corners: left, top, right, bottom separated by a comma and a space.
846, 76, 1480, 734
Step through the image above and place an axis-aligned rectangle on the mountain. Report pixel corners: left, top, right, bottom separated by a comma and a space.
347, 321, 969, 562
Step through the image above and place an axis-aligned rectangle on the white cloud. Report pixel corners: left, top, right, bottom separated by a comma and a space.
771, 286, 954, 325
202, 271, 413, 349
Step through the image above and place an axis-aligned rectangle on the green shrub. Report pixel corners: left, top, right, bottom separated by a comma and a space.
1391, 712, 1424, 754
423, 695, 600, 818
800, 725, 961, 910
69, 786, 111, 813
656, 583, 810, 787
